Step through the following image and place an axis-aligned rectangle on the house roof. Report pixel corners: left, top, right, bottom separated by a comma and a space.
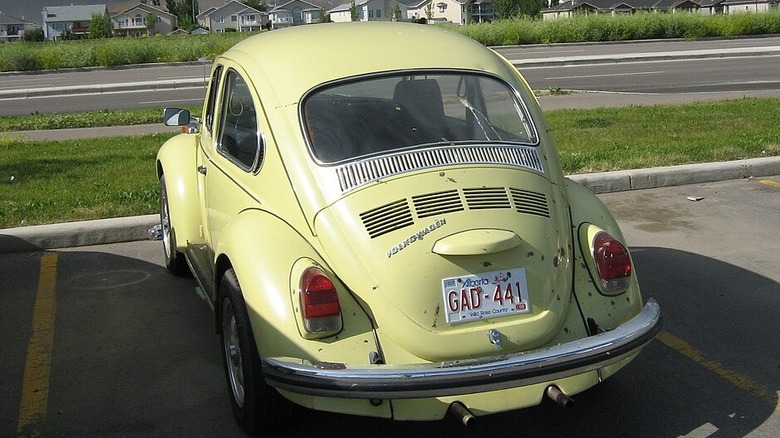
542, 0, 695, 12
204, 0, 264, 16
197, 7, 218, 19
0, 12, 36, 25
269, 0, 322, 12
42, 4, 108, 22
110, 3, 175, 18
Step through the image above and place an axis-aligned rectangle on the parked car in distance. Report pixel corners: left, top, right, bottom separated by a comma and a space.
151, 22, 661, 436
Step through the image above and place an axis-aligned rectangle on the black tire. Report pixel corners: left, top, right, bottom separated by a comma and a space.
159, 174, 188, 276
219, 269, 290, 435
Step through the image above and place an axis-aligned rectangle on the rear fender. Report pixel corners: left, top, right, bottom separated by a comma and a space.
214, 210, 377, 365
565, 179, 643, 331
156, 133, 202, 249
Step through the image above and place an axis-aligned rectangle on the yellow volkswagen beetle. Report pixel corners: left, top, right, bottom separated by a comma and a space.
153, 22, 661, 435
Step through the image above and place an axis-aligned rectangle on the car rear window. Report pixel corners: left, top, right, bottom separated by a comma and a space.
302, 73, 538, 164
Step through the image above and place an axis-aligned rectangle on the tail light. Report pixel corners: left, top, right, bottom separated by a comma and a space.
299, 267, 342, 335
592, 231, 632, 295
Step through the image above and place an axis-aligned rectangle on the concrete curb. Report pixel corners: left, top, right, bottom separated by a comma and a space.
1, 157, 778, 254
568, 156, 780, 194
0, 215, 159, 254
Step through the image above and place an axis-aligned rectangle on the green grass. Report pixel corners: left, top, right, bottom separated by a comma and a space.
0, 133, 168, 228
1, 98, 778, 229
547, 98, 780, 173
0, 107, 198, 132
0, 32, 248, 72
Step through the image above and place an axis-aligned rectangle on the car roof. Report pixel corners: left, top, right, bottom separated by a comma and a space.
219, 22, 517, 107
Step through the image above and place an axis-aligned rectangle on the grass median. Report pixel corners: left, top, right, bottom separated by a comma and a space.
1, 97, 779, 229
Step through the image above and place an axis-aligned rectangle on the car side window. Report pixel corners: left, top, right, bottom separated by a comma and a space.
204, 65, 224, 133
217, 70, 262, 171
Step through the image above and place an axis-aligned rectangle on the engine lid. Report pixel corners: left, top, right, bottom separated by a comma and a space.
314, 167, 574, 362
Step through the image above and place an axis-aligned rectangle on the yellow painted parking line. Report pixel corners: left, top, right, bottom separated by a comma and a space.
657, 330, 779, 412
759, 179, 780, 189
17, 252, 59, 436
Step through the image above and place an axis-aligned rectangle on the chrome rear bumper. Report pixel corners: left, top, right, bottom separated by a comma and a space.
263, 299, 661, 399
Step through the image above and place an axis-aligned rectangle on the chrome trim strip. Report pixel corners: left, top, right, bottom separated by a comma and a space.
335, 146, 544, 193
263, 299, 661, 399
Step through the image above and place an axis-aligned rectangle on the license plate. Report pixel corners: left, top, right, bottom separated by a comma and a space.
441, 268, 531, 325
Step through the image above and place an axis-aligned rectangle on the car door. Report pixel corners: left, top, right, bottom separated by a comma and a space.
204, 67, 265, 248
196, 64, 224, 247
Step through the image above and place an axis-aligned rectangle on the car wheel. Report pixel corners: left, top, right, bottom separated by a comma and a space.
219, 269, 290, 435
159, 174, 188, 276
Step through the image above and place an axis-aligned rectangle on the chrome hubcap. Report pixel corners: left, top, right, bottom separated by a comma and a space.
222, 301, 245, 407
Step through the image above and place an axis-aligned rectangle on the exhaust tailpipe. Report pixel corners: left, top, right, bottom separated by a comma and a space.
448, 402, 476, 426
546, 385, 574, 408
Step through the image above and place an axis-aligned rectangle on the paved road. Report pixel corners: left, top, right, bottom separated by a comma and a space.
2, 37, 780, 115
2, 177, 778, 437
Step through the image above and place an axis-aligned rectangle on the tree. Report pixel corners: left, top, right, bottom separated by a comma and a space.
494, 0, 547, 19
167, 0, 199, 30
22, 27, 45, 42
242, 0, 268, 11
88, 13, 113, 38
350, 0, 359, 21
392, 3, 402, 21
318, 8, 331, 23
145, 12, 157, 35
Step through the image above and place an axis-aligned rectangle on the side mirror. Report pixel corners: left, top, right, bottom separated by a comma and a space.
163, 108, 191, 126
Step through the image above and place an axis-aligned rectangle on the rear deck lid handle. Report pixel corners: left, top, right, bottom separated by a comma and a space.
432, 229, 521, 256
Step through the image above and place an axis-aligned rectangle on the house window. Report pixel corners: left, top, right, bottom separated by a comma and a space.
437, 3, 446, 13
231, 15, 237, 21
294, 7, 303, 21
376, 9, 382, 18
369, 10, 374, 18
217, 16, 224, 23
133, 14, 144, 26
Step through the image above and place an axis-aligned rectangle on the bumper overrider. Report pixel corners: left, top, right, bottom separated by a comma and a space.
263, 299, 661, 399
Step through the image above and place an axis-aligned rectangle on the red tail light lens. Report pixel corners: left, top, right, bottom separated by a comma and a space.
300, 267, 342, 334
592, 231, 632, 295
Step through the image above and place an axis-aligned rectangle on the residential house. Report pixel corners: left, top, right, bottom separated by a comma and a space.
721, 0, 775, 13
42, 4, 109, 40
329, 0, 393, 22
400, 0, 495, 24
542, 0, 698, 19
110, 3, 177, 36
198, 0, 268, 32
0, 13, 37, 42
269, 0, 322, 27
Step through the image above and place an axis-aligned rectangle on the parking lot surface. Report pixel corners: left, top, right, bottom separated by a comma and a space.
2, 176, 778, 437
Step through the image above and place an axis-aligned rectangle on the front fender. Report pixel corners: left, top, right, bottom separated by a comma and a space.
565, 178, 644, 332
156, 133, 202, 249
215, 209, 377, 366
